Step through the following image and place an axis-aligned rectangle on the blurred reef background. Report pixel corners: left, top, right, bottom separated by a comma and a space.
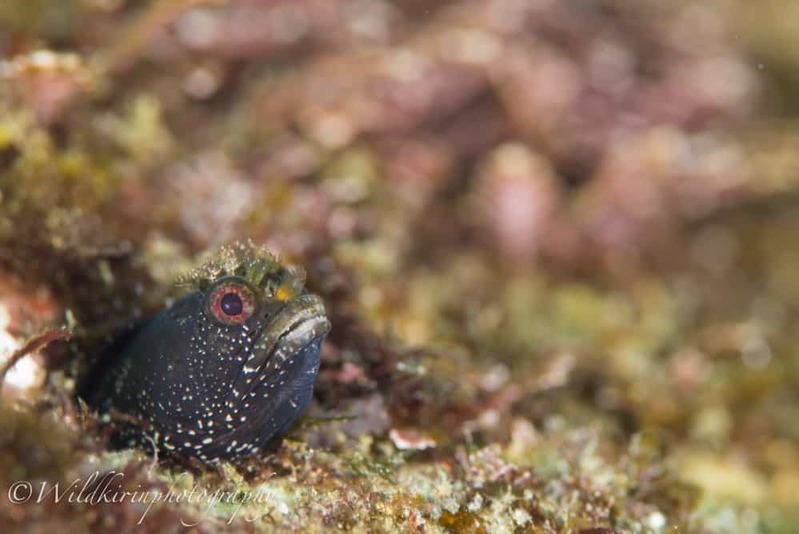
1, 0, 798, 532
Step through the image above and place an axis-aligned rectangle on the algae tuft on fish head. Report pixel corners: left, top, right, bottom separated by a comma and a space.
81, 241, 331, 462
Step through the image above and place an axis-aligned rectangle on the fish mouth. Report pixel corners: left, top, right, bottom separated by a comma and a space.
262, 294, 331, 367
228, 294, 330, 399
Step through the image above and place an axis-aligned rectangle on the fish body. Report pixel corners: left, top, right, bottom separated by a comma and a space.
81, 243, 330, 462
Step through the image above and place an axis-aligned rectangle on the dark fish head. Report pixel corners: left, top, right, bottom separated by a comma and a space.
84, 243, 331, 461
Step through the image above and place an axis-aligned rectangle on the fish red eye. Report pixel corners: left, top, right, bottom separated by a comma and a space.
206, 279, 256, 325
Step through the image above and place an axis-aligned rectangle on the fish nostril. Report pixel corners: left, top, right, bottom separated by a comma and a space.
262, 299, 285, 319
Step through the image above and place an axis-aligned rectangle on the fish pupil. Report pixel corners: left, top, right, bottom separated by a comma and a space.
220, 292, 243, 316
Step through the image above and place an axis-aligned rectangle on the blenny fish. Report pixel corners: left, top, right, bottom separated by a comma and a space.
80, 242, 331, 462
